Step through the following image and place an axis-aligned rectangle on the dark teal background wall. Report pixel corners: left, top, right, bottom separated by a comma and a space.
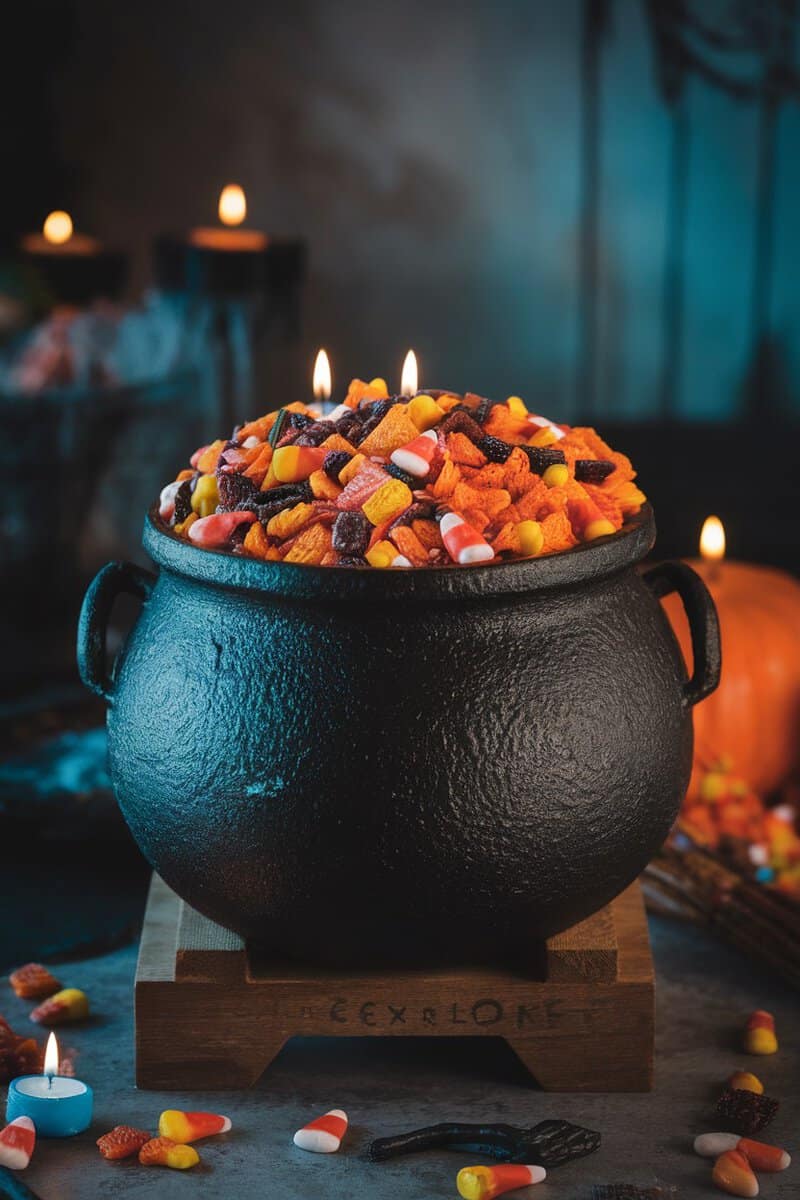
6, 0, 800, 422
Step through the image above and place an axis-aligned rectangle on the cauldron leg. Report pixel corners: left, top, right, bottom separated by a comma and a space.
505, 1024, 652, 1092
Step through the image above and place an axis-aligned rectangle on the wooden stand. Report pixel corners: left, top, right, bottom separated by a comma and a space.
135, 877, 654, 1092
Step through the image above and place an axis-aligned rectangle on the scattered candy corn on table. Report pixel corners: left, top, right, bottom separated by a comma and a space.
1, 913, 796, 1199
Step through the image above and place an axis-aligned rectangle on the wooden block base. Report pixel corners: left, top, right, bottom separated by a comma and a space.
135, 878, 654, 1092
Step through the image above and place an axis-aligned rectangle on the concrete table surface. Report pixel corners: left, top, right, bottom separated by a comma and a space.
2, 912, 797, 1200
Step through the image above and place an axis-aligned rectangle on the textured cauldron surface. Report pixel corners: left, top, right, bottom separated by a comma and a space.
89, 504, 709, 965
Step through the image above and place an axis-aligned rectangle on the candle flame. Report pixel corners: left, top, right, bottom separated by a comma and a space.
313, 348, 332, 402
401, 349, 418, 396
218, 184, 246, 228
43, 211, 73, 246
700, 515, 725, 562
44, 1032, 59, 1078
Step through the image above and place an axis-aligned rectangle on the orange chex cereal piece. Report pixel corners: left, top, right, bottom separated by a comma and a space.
242, 443, 274, 485
242, 521, 270, 560
138, 1137, 199, 1170
359, 406, 420, 457
446, 432, 487, 467
97, 1125, 152, 1160
343, 378, 389, 408
492, 522, 522, 555
309, 470, 342, 501
452, 482, 511, 520
320, 433, 357, 455
540, 510, 578, 553
266, 503, 314, 540
412, 519, 443, 550
9, 964, 61, 999
432, 458, 461, 499
283, 523, 332, 565
389, 524, 429, 566
463, 507, 491, 533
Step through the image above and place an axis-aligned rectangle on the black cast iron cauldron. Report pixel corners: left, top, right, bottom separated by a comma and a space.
78, 504, 720, 964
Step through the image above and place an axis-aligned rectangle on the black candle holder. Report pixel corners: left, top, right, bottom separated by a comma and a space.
19, 246, 128, 308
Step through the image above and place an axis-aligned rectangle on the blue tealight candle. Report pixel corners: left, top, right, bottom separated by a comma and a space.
6, 1034, 93, 1138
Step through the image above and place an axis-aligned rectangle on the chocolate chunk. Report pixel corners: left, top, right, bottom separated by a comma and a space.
716, 1087, 779, 1135
478, 436, 514, 463
518, 445, 566, 474
172, 479, 193, 525
575, 458, 615, 484
216, 471, 259, 511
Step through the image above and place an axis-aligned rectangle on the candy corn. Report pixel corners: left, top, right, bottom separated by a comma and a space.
440, 511, 494, 565
744, 1010, 777, 1055
456, 1163, 546, 1199
365, 541, 411, 568
30, 988, 89, 1025
158, 1111, 231, 1144
712, 1149, 759, 1197
139, 1137, 199, 1169
272, 445, 328, 483
694, 1132, 790, 1172
0, 1117, 35, 1170
293, 1109, 348, 1153
391, 429, 438, 477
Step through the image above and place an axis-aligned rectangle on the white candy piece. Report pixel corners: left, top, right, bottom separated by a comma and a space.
390, 554, 412, 568
241, 435, 261, 448
694, 1132, 740, 1157
526, 413, 566, 440
327, 404, 352, 422
158, 480, 182, 520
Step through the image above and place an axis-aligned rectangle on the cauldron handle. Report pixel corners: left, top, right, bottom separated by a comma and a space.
642, 560, 721, 707
77, 561, 156, 703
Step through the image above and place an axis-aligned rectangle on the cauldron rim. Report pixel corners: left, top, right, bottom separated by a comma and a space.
142, 502, 655, 600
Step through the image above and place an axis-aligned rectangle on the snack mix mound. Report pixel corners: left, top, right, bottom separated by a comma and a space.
157, 380, 646, 568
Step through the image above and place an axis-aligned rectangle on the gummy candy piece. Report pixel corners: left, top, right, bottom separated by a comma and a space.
187, 512, 256, 549
0, 1117, 35, 1170
332, 512, 371, 556
96, 1126, 151, 1160
457, 1164, 546, 1199
712, 1149, 759, 1197
138, 1137, 199, 1169
293, 1109, 348, 1153
337, 461, 387, 510
478, 436, 513, 463
390, 430, 438, 478
728, 1072, 763, 1095
30, 989, 89, 1026
744, 1010, 777, 1055
158, 1110, 231, 1144
9, 965, 60, 1000
362, 479, 414, 526
716, 1088, 778, 1135
574, 458, 616, 483
440, 512, 494, 565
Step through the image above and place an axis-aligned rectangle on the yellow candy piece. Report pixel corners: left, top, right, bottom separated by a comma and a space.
506, 395, 528, 417
746, 1027, 777, 1055
366, 540, 397, 568
362, 478, 413, 526
174, 513, 198, 536
584, 518, 616, 540
728, 1071, 764, 1095
700, 772, 727, 802
368, 377, 389, 395
542, 463, 569, 488
191, 474, 219, 517
339, 454, 367, 486
517, 520, 544, 557
528, 427, 558, 447
408, 394, 444, 431
163, 1144, 200, 1170
31, 987, 90, 1024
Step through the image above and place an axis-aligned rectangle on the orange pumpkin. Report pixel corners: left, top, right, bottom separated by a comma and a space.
663, 560, 800, 796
